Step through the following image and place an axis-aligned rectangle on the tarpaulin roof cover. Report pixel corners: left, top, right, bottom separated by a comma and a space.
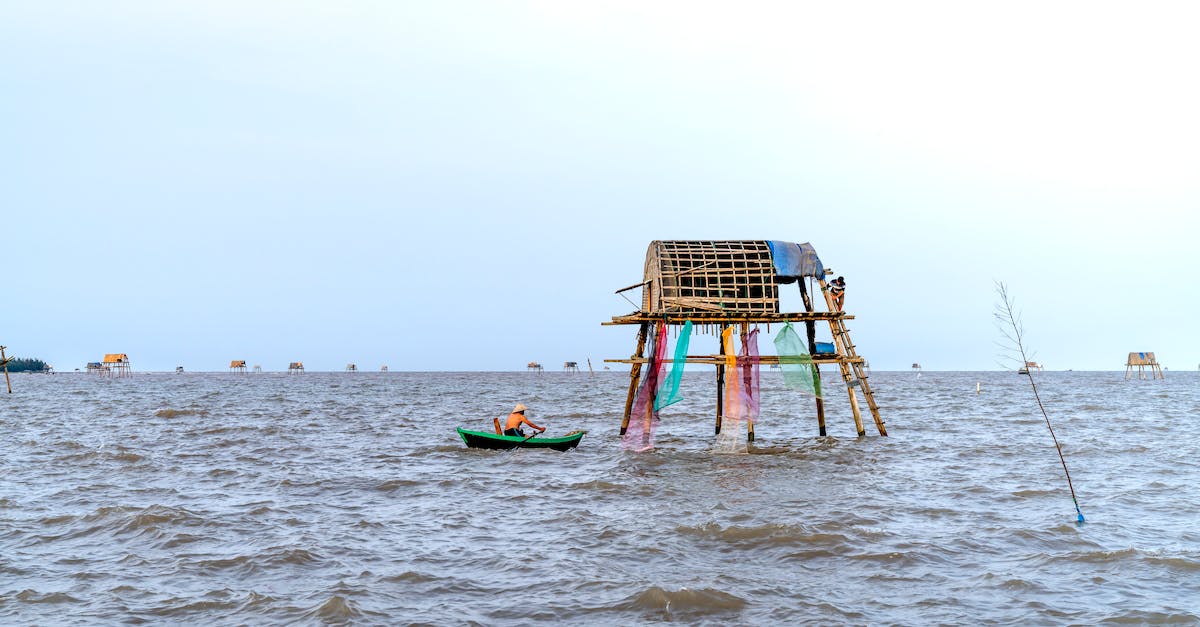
766, 241, 825, 283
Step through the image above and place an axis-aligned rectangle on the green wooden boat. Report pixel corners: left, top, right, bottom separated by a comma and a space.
456, 427, 585, 451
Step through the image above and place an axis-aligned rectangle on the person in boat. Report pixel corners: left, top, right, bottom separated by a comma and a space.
828, 275, 846, 311
503, 403, 545, 437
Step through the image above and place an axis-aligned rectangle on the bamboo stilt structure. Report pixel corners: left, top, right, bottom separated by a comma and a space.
619, 323, 649, 436
604, 240, 887, 443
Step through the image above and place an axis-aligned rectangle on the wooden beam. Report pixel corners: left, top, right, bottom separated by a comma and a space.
605, 355, 865, 366
604, 311, 853, 326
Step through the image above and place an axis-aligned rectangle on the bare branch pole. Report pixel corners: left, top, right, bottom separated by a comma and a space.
1, 346, 12, 394
994, 282, 1084, 523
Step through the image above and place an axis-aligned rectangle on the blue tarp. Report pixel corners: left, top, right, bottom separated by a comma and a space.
766, 241, 825, 282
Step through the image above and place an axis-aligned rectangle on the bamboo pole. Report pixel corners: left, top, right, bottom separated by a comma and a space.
642, 321, 660, 448
797, 281, 826, 436
742, 322, 754, 443
715, 324, 725, 435
620, 323, 649, 435
1, 346, 11, 394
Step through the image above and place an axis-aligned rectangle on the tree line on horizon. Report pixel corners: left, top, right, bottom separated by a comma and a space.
4, 357, 49, 372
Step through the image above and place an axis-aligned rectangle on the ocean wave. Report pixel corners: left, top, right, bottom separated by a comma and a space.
9, 589, 83, 604
675, 522, 850, 548
154, 408, 207, 418
1098, 609, 1200, 624
302, 595, 361, 624
616, 586, 747, 617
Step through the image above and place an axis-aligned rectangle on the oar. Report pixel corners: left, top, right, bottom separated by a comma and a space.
504, 429, 544, 454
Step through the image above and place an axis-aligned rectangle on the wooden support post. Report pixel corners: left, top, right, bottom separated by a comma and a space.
0, 346, 11, 394
641, 322, 660, 448
620, 323, 649, 435
814, 368, 826, 436
797, 282, 826, 436
742, 322, 754, 443
715, 324, 725, 435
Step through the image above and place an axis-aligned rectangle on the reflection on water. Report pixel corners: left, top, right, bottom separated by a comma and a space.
1, 370, 1198, 624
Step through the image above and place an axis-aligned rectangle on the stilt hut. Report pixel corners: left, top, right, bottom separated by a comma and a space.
288, 361, 305, 374
564, 361, 579, 372
252, 364, 262, 373
1018, 360, 1043, 374
380, 365, 389, 372
527, 362, 543, 372
604, 240, 885, 441
230, 360, 247, 373
102, 353, 131, 378
346, 363, 357, 372
1125, 352, 1164, 380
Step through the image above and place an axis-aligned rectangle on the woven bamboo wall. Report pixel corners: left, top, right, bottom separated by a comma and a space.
642, 240, 779, 315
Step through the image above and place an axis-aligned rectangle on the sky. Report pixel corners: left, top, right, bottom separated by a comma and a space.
3, 1, 1198, 372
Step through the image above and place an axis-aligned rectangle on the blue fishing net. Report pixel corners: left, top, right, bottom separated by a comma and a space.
655, 321, 692, 412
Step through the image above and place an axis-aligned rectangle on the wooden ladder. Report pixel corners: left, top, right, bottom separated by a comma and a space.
817, 281, 887, 436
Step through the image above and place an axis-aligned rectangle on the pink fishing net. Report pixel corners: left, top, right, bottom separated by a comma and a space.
716, 327, 760, 452
623, 324, 668, 451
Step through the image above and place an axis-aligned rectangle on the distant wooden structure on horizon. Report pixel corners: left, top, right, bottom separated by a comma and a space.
230, 360, 247, 374
1125, 352, 1164, 380
380, 365, 388, 372
1018, 360, 1043, 375
288, 361, 305, 374
102, 353, 131, 378
527, 361, 543, 372
563, 361, 579, 372
346, 363, 357, 372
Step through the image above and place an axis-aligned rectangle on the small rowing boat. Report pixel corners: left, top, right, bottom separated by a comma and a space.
456, 427, 585, 451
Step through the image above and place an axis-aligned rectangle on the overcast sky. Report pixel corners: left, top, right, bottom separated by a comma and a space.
4, 1, 1197, 372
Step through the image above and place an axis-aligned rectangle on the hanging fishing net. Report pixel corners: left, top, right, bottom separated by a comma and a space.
713, 327, 760, 454
623, 324, 668, 451
655, 321, 692, 412
773, 323, 822, 398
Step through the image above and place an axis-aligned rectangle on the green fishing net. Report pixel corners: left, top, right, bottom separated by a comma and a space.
774, 323, 822, 398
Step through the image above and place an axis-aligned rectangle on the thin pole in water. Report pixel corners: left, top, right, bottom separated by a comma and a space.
995, 282, 1084, 524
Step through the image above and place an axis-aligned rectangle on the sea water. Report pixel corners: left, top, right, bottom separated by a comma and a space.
2, 370, 1198, 624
